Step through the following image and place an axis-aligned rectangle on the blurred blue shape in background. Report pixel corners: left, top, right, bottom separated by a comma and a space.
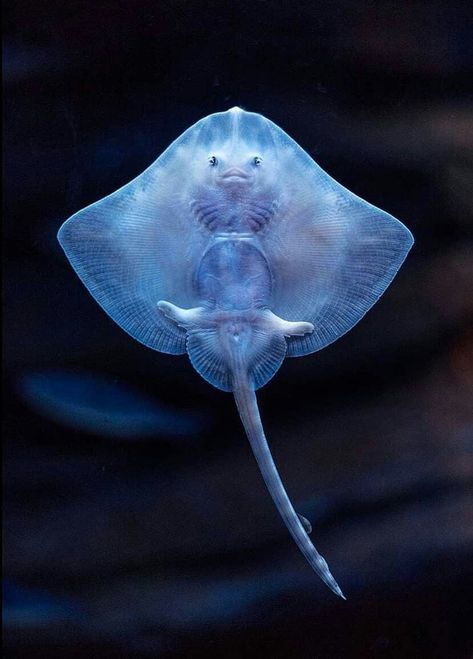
19, 370, 205, 439
3, 581, 84, 629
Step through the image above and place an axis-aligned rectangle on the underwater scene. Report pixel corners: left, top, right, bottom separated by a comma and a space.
3, 1, 472, 657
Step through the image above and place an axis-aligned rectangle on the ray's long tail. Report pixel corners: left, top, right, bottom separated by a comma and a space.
232, 372, 346, 599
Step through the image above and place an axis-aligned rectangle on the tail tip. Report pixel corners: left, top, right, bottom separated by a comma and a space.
332, 582, 347, 600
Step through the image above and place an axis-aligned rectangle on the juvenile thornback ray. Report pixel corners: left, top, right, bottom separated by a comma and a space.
58, 107, 414, 598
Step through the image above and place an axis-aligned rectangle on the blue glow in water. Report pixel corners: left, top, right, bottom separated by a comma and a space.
3, 581, 82, 628
19, 370, 205, 439
152, 568, 298, 629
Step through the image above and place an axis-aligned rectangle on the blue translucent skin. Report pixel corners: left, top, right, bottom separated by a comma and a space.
58, 108, 413, 598
58, 107, 413, 379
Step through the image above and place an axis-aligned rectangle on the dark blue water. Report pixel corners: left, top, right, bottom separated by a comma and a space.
4, 1, 472, 657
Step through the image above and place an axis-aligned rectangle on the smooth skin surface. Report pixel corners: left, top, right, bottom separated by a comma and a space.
58, 107, 413, 597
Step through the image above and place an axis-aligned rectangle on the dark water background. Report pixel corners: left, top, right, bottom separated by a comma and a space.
3, 1, 473, 657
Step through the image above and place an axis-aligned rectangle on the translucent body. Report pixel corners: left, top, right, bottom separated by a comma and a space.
58, 107, 414, 598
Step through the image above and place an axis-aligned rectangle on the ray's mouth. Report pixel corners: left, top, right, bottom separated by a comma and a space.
220, 168, 250, 181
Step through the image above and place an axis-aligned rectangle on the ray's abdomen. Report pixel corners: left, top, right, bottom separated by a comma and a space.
185, 235, 286, 393
196, 237, 272, 312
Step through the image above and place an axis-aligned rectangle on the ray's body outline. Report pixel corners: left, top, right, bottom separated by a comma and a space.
58, 107, 414, 598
